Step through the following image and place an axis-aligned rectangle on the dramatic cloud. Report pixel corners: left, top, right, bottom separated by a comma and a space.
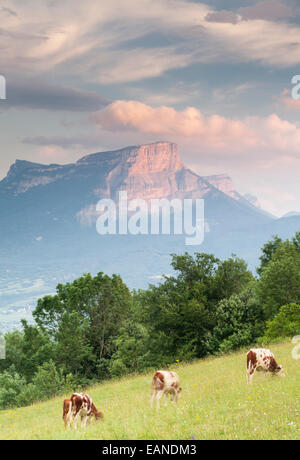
91, 100, 300, 155
2, 0, 300, 87
2, 0, 300, 216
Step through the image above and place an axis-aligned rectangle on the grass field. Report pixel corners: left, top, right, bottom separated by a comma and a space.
0, 341, 299, 440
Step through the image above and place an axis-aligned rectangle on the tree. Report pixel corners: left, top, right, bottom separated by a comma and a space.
138, 252, 254, 361
257, 235, 283, 276
214, 256, 254, 300
257, 241, 300, 319
0, 367, 27, 409
88, 273, 131, 365
263, 303, 300, 341
212, 284, 264, 353
33, 272, 132, 379
0, 330, 23, 374
111, 319, 150, 376
55, 312, 94, 376
31, 360, 64, 400
19, 320, 56, 381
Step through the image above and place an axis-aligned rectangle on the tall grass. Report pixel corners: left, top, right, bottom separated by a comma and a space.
0, 341, 299, 440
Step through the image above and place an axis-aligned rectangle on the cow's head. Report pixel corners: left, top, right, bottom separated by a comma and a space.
275, 365, 285, 377
95, 411, 104, 420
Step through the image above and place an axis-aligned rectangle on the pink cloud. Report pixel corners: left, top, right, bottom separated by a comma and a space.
91, 100, 300, 156
280, 89, 300, 110
91, 100, 258, 151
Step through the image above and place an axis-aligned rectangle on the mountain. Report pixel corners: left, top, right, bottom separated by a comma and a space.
0, 141, 298, 331
0, 141, 272, 231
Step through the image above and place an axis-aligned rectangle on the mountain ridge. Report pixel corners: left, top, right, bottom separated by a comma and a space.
0, 142, 267, 217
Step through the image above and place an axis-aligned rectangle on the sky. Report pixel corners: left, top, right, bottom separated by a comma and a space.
1, 0, 300, 216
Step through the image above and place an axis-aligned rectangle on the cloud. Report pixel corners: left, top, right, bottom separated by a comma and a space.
31, 145, 83, 164
205, 10, 239, 24
280, 88, 300, 110
3, 76, 109, 111
91, 100, 300, 156
238, 0, 293, 21
206, 1, 293, 24
1, 6, 17, 17
2, 0, 300, 88
254, 186, 297, 216
94, 47, 195, 84
22, 135, 96, 148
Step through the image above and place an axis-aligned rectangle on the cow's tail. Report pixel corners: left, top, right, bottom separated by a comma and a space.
66, 399, 73, 425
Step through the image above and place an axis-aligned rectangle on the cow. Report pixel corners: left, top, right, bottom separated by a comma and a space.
246, 348, 285, 384
150, 370, 182, 408
64, 393, 104, 429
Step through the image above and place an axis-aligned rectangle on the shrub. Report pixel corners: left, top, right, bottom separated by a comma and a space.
31, 360, 64, 400
262, 303, 300, 342
0, 367, 27, 409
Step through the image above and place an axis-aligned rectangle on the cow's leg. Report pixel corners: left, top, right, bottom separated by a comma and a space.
73, 412, 80, 430
150, 389, 156, 408
164, 392, 168, 406
82, 415, 88, 428
155, 390, 164, 409
63, 415, 68, 429
66, 408, 73, 429
247, 366, 256, 384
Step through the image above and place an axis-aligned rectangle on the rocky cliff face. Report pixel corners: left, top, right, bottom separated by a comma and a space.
204, 174, 239, 200
97, 142, 185, 200
0, 142, 213, 201
0, 142, 255, 209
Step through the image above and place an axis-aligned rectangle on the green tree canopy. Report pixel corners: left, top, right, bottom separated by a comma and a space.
257, 241, 300, 319
263, 303, 300, 341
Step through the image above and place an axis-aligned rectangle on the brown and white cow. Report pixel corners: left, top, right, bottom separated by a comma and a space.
64, 393, 103, 429
150, 370, 182, 408
246, 348, 285, 384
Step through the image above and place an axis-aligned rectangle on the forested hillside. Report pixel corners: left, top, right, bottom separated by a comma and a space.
1, 232, 300, 409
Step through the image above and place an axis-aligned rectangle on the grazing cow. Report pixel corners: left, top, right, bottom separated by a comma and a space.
150, 370, 182, 408
246, 348, 284, 384
64, 393, 103, 429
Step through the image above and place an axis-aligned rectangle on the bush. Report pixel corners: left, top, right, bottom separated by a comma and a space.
31, 360, 64, 400
16, 383, 38, 407
262, 303, 300, 342
110, 359, 128, 378
0, 367, 27, 409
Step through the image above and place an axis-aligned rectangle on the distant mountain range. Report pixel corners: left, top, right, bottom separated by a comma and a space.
0, 141, 299, 331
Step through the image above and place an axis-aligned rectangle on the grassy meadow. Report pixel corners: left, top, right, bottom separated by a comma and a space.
0, 341, 299, 440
